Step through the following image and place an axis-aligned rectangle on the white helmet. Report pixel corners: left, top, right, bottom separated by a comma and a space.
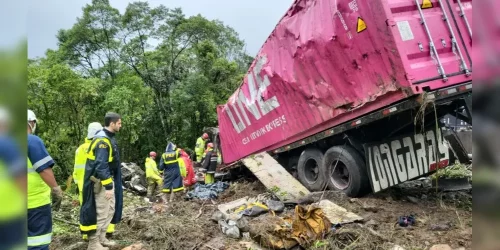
0, 107, 10, 123
87, 122, 103, 139
28, 109, 37, 122
28, 109, 37, 133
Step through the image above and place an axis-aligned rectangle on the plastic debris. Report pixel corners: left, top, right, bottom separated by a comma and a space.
219, 220, 241, 239
266, 200, 285, 212
235, 202, 269, 217
186, 181, 230, 200
397, 215, 416, 227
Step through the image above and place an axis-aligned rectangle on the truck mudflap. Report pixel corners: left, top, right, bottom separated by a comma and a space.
364, 126, 450, 193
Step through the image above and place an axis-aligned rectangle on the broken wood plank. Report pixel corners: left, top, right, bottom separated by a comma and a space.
242, 152, 310, 201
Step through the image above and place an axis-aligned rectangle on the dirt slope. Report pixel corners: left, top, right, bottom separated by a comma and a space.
51, 180, 471, 250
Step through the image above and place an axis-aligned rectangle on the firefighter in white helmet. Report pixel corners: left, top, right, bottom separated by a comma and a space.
27, 109, 63, 249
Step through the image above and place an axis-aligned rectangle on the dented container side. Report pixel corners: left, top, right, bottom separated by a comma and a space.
386, 0, 472, 92
217, 0, 413, 164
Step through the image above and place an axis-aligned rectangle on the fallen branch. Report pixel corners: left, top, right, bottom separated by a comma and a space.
54, 217, 79, 227
190, 242, 202, 250
194, 201, 206, 220
205, 245, 217, 250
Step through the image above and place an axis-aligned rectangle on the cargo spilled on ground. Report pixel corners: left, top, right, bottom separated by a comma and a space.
50, 167, 472, 250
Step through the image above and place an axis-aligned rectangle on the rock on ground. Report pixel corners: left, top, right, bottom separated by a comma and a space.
429, 244, 453, 250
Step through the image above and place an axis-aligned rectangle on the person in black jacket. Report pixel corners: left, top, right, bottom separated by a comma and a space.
201, 143, 218, 184
80, 112, 123, 250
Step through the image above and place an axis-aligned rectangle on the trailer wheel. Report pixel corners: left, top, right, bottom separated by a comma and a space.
323, 145, 370, 197
297, 148, 327, 191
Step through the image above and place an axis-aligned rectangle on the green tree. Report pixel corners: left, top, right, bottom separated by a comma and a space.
29, 1, 253, 184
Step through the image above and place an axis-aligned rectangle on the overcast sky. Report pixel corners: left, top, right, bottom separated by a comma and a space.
25, 0, 293, 59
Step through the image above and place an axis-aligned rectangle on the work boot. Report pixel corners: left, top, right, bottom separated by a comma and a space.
161, 193, 169, 204
100, 232, 117, 247
88, 235, 109, 250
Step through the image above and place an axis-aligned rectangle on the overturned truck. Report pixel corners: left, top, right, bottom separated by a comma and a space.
215, 0, 473, 197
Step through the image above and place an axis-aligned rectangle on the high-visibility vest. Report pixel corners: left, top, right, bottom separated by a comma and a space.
145, 158, 161, 180
74, 139, 91, 204
162, 149, 181, 164
178, 158, 187, 178
0, 160, 24, 221
27, 157, 51, 209
79, 131, 114, 234
195, 137, 205, 161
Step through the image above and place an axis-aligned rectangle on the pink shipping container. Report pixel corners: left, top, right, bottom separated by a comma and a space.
217, 0, 472, 164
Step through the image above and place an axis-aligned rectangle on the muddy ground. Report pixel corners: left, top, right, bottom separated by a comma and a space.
51, 179, 472, 250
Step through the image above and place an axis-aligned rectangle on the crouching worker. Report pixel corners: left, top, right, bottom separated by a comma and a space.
159, 142, 184, 203
80, 113, 123, 250
202, 143, 218, 184
145, 151, 162, 200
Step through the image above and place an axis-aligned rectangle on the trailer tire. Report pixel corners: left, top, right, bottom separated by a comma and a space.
297, 148, 327, 191
323, 145, 370, 197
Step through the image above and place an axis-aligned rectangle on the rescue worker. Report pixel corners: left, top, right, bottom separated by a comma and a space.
180, 150, 196, 188
74, 122, 103, 204
201, 143, 218, 184
80, 112, 123, 250
145, 151, 162, 200
27, 109, 63, 250
0, 107, 25, 250
194, 133, 209, 163
159, 142, 184, 203
74, 122, 118, 239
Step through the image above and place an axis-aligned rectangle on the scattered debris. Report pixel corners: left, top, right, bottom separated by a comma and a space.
397, 215, 416, 227
51, 173, 472, 250
432, 177, 472, 191
266, 199, 285, 212
219, 220, 241, 239
186, 182, 230, 200
235, 202, 269, 217
122, 242, 147, 250
429, 244, 453, 250
406, 196, 419, 204
242, 152, 310, 201
218, 197, 249, 217
249, 205, 331, 249
121, 163, 148, 194
317, 199, 363, 225
391, 244, 406, 250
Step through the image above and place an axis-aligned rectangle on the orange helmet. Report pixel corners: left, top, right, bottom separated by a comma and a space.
149, 151, 157, 157
207, 143, 214, 148
202, 133, 209, 139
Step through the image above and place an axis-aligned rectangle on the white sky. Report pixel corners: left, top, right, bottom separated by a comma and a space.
25, 0, 294, 59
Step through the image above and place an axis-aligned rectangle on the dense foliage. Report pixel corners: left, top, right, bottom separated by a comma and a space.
27, 0, 253, 183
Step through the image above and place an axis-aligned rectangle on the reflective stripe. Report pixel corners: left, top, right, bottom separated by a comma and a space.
165, 160, 178, 164
162, 186, 185, 193
107, 223, 115, 233
80, 224, 97, 231
27, 168, 36, 173
86, 138, 113, 162
74, 164, 85, 169
32, 156, 53, 171
101, 178, 113, 185
27, 233, 52, 246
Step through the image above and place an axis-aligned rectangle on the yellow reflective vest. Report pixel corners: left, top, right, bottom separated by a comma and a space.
74, 139, 91, 204
145, 157, 161, 181
27, 157, 51, 209
0, 160, 24, 221
195, 137, 205, 162
178, 157, 187, 178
